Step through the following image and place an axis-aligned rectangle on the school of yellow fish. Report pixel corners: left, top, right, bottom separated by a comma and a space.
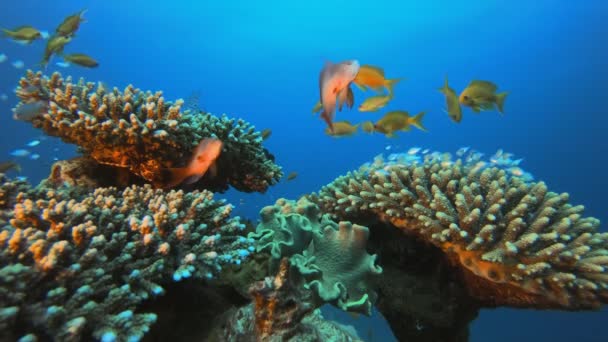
314, 60, 508, 138
2, 9, 99, 69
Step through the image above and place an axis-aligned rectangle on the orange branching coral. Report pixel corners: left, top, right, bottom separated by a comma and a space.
14, 70, 282, 193
309, 155, 608, 310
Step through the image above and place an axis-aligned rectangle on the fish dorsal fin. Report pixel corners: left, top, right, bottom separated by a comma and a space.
362, 64, 385, 76
469, 80, 497, 91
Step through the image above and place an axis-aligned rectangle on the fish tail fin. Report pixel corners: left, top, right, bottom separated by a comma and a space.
385, 78, 402, 96
495, 92, 508, 114
312, 101, 322, 115
79, 8, 89, 22
410, 111, 428, 132
37, 60, 49, 71
439, 75, 449, 93
353, 81, 368, 92
164, 167, 190, 189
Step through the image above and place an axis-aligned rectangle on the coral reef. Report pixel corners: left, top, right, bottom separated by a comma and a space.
4, 65, 608, 342
369, 220, 479, 342
219, 259, 362, 342
0, 181, 253, 341
46, 157, 140, 190
0, 174, 30, 210
309, 152, 608, 310
250, 198, 382, 315
14, 70, 282, 193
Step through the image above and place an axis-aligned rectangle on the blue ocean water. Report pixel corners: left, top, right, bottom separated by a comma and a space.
1, 1, 606, 341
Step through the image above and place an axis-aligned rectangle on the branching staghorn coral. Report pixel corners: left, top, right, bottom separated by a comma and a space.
309, 152, 608, 310
0, 182, 254, 341
14, 70, 282, 193
0, 174, 30, 210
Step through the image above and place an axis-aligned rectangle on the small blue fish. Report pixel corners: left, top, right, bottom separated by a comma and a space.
456, 147, 470, 156
10, 149, 30, 157
56, 61, 70, 68
29, 153, 40, 160
407, 147, 421, 155
26, 140, 40, 147
0, 53, 7, 63
12, 60, 24, 69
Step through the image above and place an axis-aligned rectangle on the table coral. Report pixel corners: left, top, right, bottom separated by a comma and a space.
14, 70, 282, 193
309, 153, 608, 310
0, 181, 253, 341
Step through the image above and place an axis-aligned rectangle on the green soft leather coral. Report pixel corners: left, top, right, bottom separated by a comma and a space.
250, 197, 382, 315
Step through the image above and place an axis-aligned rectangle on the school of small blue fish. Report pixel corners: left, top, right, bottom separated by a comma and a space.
361, 147, 534, 182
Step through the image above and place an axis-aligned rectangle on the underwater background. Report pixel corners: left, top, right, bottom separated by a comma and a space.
1, 0, 606, 341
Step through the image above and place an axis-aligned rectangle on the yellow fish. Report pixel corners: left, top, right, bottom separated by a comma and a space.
261, 129, 272, 140
375, 111, 426, 137
361, 121, 375, 133
1, 26, 42, 44
438, 76, 462, 123
353, 65, 402, 95
324, 121, 359, 137
41, 35, 72, 67
286, 172, 298, 181
459, 80, 508, 113
62, 53, 99, 68
358, 94, 392, 112
56, 9, 87, 37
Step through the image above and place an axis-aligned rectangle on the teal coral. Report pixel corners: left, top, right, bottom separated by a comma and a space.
0, 182, 252, 341
250, 198, 382, 315
14, 70, 282, 193
309, 152, 608, 310
221, 258, 361, 341
292, 221, 383, 315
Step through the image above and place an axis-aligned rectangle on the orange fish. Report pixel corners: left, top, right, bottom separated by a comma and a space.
312, 86, 354, 114
353, 64, 402, 95
318, 60, 360, 132
164, 138, 223, 189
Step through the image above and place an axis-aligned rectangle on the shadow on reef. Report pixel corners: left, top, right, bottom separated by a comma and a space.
141, 281, 249, 342
49, 148, 277, 194
365, 216, 479, 342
